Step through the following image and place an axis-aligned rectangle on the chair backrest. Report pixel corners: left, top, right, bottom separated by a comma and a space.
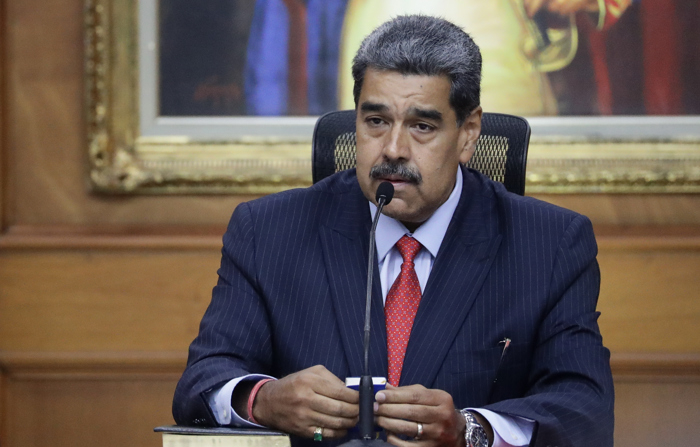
311, 110, 531, 196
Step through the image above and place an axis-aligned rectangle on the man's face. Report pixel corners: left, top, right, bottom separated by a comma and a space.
356, 69, 482, 230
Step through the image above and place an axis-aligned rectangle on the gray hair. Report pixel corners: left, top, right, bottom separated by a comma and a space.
352, 15, 482, 125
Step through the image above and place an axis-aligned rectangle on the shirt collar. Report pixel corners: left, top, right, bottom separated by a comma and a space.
370, 168, 463, 262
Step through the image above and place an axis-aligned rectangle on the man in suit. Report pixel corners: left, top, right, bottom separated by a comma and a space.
173, 15, 614, 447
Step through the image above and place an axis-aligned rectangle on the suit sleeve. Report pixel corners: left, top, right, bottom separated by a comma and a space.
172, 202, 275, 426
484, 215, 615, 447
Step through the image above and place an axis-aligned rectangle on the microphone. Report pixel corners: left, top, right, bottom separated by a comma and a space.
352, 182, 394, 445
375, 182, 394, 207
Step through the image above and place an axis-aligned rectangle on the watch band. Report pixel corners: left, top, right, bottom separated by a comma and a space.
460, 409, 489, 447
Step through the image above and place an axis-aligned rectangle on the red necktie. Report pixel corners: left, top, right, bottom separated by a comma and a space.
385, 235, 423, 386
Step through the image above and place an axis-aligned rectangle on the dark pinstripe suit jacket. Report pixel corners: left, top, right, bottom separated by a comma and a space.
173, 166, 614, 447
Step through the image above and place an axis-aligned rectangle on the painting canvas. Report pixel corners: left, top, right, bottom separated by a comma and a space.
159, 0, 700, 119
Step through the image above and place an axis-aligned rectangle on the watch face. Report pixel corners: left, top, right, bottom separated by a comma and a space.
462, 410, 488, 447
468, 428, 488, 447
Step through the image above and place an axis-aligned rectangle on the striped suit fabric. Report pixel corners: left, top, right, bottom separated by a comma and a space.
173, 166, 614, 447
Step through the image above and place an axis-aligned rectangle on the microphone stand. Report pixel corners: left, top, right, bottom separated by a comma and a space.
340, 183, 393, 447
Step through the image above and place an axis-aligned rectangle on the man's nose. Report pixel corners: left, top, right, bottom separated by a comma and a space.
382, 125, 410, 160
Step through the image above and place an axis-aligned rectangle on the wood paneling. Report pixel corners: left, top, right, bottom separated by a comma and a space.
614, 380, 700, 447
1, 0, 7, 231
0, 369, 6, 444
532, 194, 700, 226
597, 248, 700, 353
2, 230, 699, 354
611, 353, 700, 378
0, 249, 218, 352
5, 376, 176, 447
0, 224, 224, 250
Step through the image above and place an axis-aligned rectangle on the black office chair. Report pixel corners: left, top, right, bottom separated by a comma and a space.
311, 110, 531, 196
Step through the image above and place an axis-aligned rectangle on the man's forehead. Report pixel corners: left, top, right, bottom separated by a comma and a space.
362, 68, 451, 88
358, 69, 453, 119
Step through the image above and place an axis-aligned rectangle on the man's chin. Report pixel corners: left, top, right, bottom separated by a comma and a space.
381, 202, 425, 229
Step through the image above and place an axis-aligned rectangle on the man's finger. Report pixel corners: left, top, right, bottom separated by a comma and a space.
376, 415, 430, 439
375, 401, 436, 423
307, 409, 359, 431
376, 384, 442, 406
310, 366, 360, 403
309, 393, 360, 419
314, 378, 359, 403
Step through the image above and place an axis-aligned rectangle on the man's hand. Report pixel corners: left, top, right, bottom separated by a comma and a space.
524, 0, 600, 18
252, 365, 360, 439
374, 384, 466, 447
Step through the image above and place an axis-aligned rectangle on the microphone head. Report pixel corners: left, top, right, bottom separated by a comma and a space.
375, 182, 394, 205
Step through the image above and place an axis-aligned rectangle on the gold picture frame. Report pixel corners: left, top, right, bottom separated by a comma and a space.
85, 0, 700, 194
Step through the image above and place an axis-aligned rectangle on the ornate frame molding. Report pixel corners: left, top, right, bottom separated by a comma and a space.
85, 0, 700, 194
85, 0, 312, 194
526, 139, 700, 193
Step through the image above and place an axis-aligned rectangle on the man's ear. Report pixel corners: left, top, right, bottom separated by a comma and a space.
458, 106, 482, 165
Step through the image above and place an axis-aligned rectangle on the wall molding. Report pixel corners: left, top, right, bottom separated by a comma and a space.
1, 351, 698, 381
2, 225, 699, 250
0, 225, 223, 250
0, 351, 185, 380
611, 353, 700, 381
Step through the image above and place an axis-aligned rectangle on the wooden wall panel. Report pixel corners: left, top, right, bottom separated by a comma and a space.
2, 238, 698, 355
534, 194, 700, 226
5, 376, 177, 447
0, 249, 219, 352
0, 370, 6, 443
1, 0, 7, 232
614, 379, 700, 447
597, 247, 700, 353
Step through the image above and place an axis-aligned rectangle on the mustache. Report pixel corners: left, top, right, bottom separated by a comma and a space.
369, 162, 422, 184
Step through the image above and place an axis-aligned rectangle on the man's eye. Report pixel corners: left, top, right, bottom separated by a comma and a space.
367, 117, 385, 126
414, 123, 434, 132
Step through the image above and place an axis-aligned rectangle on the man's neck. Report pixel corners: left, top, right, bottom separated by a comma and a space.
372, 168, 463, 263
402, 220, 421, 233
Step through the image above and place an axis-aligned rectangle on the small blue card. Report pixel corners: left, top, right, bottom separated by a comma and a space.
345, 376, 387, 394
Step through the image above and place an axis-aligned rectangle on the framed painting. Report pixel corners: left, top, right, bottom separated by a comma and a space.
85, 0, 700, 194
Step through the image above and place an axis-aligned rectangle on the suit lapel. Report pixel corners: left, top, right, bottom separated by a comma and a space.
319, 183, 388, 379
400, 169, 503, 388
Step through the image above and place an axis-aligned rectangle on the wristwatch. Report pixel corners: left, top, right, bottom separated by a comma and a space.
460, 409, 489, 447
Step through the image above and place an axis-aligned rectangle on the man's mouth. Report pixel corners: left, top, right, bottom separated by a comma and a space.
378, 175, 410, 184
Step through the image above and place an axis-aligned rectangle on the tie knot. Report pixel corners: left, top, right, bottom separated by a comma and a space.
396, 235, 422, 263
